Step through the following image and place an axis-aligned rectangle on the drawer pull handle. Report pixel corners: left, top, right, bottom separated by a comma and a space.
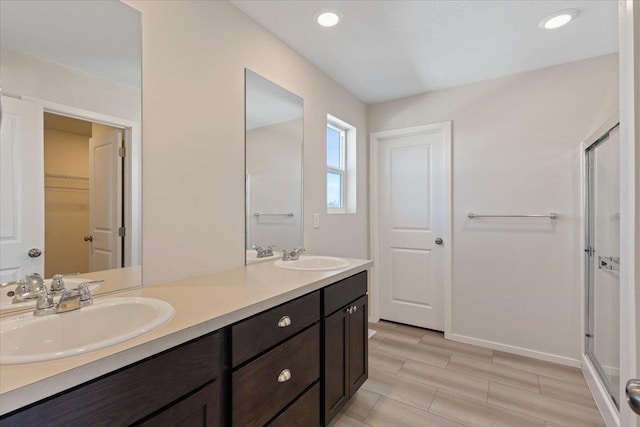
352, 305, 357, 313
277, 316, 292, 328
278, 369, 291, 383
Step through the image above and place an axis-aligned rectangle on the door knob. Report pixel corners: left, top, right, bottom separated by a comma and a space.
626, 379, 640, 415
435, 238, 443, 245
84, 236, 93, 242
28, 248, 41, 258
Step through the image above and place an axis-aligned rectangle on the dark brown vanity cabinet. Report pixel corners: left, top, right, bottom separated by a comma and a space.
1, 270, 370, 427
322, 272, 368, 425
0, 332, 224, 427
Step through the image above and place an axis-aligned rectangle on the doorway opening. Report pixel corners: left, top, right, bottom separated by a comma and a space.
43, 112, 126, 278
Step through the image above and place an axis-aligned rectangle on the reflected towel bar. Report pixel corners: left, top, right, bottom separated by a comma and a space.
253, 212, 294, 217
467, 213, 558, 220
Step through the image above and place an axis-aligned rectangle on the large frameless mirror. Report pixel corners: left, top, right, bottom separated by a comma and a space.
0, 0, 142, 313
245, 70, 303, 264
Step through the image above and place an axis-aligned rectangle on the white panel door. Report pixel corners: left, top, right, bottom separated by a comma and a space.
89, 129, 122, 272
375, 123, 451, 330
0, 96, 44, 282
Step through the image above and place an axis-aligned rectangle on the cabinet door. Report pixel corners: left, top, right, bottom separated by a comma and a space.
138, 381, 221, 427
323, 307, 349, 424
0, 333, 222, 427
348, 295, 368, 394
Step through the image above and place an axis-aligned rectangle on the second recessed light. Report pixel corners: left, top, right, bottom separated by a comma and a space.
539, 9, 578, 30
315, 8, 342, 27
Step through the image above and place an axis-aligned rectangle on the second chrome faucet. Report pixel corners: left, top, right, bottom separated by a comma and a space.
281, 247, 305, 261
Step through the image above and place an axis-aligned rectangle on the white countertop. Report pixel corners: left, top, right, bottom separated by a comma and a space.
0, 258, 372, 416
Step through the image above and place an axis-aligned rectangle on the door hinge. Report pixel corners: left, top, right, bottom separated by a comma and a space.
118, 146, 126, 157
118, 227, 126, 237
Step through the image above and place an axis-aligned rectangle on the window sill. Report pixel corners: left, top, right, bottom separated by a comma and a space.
327, 209, 356, 215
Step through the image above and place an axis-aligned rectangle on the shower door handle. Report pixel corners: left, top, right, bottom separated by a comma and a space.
626, 379, 640, 415
598, 256, 620, 272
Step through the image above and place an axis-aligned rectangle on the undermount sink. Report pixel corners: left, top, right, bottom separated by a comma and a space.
0, 297, 174, 365
274, 255, 349, 271
0, 278, 101, 310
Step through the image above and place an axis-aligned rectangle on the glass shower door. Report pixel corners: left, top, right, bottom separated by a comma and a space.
585, 124, 620, 407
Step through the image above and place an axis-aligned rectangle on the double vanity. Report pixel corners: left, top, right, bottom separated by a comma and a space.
0, 257, 371, 426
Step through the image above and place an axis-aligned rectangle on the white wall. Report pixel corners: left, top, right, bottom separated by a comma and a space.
0, 48, 140, 123
129, 1, 369, 284
368, 54, 619, 362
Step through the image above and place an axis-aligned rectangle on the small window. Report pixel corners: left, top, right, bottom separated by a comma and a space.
327, 124, 345, 209
326, 115, 356, 213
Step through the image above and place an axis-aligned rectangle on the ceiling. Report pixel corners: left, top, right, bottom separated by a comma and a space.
0, 0, 141, 88
231, 0, 619, 104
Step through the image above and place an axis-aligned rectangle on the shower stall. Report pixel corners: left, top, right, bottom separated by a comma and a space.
584, 121, 621, 408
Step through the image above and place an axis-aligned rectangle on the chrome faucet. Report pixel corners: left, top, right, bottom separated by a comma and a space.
33, 280, 101, 316
56, 282, 93, 313
281, 247, 305, 261
253, 244, 275, 258
1, 273, 45, 303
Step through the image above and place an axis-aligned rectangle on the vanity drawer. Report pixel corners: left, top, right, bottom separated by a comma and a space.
232, 324, 320, 427
323, 271, 367, 316
268, 382, 320, 427
231, 291, 320, 366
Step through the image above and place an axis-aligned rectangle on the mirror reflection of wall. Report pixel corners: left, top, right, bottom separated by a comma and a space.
245, 70, 303, 264
0, 1, 142, 308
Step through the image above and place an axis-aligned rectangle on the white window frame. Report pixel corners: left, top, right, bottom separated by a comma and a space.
327, 114, 356, 214
327, 122, 346, 211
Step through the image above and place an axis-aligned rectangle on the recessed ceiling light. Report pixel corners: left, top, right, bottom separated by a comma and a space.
314, 8, 342, 27
539, 9, 578, 30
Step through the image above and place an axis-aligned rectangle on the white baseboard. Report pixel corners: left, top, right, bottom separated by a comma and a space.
446, 332, 582, 368
582, 354, 619, 427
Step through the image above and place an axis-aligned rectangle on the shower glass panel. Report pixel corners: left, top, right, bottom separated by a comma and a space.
585, 124, 620, 407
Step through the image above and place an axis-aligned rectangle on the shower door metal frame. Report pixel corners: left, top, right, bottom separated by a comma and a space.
583, 121, 620, 408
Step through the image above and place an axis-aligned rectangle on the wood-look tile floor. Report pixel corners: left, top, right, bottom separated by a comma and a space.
329, 321, 605, 427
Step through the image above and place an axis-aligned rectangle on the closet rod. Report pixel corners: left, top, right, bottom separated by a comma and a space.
45, 173, 88, 181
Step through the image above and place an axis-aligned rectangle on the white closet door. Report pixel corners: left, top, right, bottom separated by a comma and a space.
89, 129, 122, 272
